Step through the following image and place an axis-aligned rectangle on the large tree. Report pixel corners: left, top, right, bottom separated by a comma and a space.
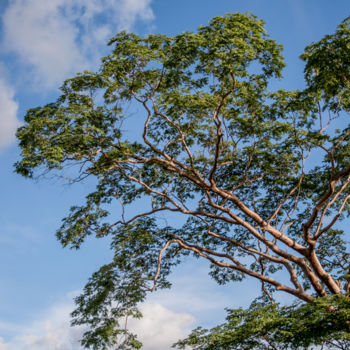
15, 13, 350, 349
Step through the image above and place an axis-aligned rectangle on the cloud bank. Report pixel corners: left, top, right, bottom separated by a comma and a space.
0, 295, 195, 350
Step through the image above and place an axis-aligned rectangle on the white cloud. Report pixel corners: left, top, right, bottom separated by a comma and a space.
2, 0, 155, 88
2, 0, 85, 88
0, 0, 154, 149
0, 72, 21, 152
130, 303, 195, 350
0, 293, 195, 350
114, 0, 154, 30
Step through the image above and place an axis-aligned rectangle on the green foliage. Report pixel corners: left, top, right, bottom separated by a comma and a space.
15, 12, 350, 349
175, 294, 350, 350
301, 16, 350, 112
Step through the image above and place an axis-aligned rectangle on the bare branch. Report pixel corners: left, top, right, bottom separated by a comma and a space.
314, 193, 350, 239
303, 164, 350, 242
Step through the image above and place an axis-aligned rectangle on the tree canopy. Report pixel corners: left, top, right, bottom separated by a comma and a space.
15, 12, 350, 349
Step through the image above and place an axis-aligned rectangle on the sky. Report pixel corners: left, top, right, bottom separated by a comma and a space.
0, 0, 349, 349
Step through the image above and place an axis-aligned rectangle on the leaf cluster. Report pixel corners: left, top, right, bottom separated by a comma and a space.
174, 294, 350, 350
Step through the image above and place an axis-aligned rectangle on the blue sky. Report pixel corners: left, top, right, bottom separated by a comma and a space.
0, 0, 349, 349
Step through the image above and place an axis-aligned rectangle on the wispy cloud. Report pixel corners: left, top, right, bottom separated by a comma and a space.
2, 0, 155, 89
148, 264, 259, 320
0, 338, 10, 350
287, 0, 315, 42
0, 66, 21, 152
0, 223, 44, 254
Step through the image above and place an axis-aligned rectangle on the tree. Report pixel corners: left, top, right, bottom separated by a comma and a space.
15, 12, 350, 349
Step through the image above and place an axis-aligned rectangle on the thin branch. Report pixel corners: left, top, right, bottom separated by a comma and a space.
314, 193, 350, 240
303, 164, 350, 242
155, 239, 313, 303
208, 92, 231, 184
